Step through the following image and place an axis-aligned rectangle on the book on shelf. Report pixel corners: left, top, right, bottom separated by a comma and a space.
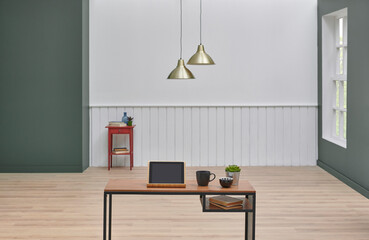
114, 147, 128, 151
112, 150, 129, 154
209, 195, 243, 207
109, 121, 127, 127
209, 201, 243, 210
112, 147, 129, 154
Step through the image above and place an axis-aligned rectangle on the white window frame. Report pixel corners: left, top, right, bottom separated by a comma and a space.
322, 8, 347, 148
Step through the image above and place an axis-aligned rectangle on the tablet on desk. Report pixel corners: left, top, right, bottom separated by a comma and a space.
147, 161, 186, 188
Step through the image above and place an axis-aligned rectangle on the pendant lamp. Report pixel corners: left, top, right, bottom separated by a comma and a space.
168, 0, 195, 79
188, 0, 215, 65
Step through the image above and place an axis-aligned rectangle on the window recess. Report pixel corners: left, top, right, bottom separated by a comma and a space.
322, 8, 347, 148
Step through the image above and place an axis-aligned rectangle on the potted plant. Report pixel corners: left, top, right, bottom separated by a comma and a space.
225, 165, 241, 186
127, 116, 134, 126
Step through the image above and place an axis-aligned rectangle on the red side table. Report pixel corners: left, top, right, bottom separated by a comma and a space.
105, 125, 135, 170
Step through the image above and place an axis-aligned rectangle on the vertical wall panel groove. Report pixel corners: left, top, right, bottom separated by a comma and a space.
158, 108, 167, 160
299, 107, 309, 166
275, 107, 284, 165
133, 107, 142, 166
241, 107, 250, 166
150, 108, 159, 160
266, 107, 275, 166
141, 108, 150, 166
90, 106, 318, 167
233, 107, 242, 166
224, 107, 233, 165
249, 107, 258, 165
175, 107, 184, 161
200, 108, 209, 166
191, 108, 200, 166
167, 107, 175, 160
283, 107, 292, 166
258, 107, 267, 166
291, 107, 300, 166
208, 108, 217, 167
183, 107, 192, 166
216, 107, 225, 166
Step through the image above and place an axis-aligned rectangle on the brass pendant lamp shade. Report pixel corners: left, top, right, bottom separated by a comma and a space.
168, 0, 195, 79
188, 0, 215, 65
168, 59, 195, 79
187, 44, 214, 65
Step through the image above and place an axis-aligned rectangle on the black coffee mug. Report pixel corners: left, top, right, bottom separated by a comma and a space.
196, 170, 216, 186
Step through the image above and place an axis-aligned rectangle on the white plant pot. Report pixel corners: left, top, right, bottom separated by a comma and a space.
225, 171, 240, 186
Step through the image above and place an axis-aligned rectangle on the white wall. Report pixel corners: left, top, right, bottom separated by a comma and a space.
90, 106, 318, 167
89, 0, 318, 167
90, 0, 318, 106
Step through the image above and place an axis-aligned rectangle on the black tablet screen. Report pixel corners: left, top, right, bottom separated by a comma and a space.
149, 162, 184, 183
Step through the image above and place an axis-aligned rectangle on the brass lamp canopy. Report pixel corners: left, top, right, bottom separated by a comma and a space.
187, 44, 215, 65
168, 59, 195, 79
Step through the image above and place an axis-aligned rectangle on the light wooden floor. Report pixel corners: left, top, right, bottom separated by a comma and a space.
0, 166, 369, 240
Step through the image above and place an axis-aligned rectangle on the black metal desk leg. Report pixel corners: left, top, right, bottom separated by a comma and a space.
109, 193, 112, 240
202, 195, 206, 210
245, 212, 248, 240
245, 194, 255, 240
245, 195, 248, 240
103, 193, 107, 240
252, 194, 256, 240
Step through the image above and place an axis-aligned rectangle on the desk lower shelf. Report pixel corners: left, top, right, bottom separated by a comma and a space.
200, 196, 253, 212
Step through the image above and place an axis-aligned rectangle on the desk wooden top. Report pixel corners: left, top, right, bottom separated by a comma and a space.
104, 179, 255, 193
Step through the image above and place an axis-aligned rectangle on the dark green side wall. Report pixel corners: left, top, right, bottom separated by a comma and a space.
0, 0, 89, 172
318, 0, 369, 198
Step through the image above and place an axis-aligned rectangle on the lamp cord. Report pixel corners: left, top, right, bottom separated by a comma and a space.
200, 0, 202, 44
180, 0, 183, 59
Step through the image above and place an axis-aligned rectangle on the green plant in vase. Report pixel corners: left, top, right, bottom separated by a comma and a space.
127, 116, 134, 126
225, 165, 241, 172
225, 165, 241, 186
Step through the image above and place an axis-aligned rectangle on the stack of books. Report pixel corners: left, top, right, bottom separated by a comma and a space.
209, 195, 244, 210
109, 121, 127, 127
112, 147, 129, 154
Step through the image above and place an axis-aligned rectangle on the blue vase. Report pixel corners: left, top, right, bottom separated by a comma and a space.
122, 112, 128, 124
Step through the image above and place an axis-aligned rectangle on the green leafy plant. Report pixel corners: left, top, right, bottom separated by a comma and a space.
225, 165, 241, 172
127, 116, 134, 126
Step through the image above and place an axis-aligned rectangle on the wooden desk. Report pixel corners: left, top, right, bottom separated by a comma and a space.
105, 125, 135, 170
103, 179, 256, 240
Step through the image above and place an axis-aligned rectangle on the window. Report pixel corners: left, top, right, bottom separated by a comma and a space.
322, 8, 347, 148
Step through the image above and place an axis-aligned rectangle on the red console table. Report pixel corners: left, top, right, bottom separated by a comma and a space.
105, 125, 135, 171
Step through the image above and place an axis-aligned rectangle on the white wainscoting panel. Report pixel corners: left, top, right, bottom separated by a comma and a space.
90, 106, 318, 167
